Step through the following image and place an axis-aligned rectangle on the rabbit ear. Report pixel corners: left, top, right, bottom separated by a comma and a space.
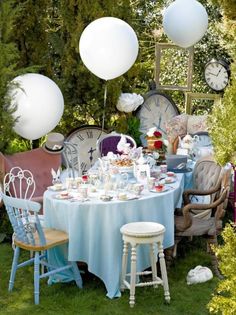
51, 168, 57, 177
56, 168, 61, 177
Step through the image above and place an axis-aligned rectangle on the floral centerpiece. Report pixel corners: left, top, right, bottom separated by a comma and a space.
146, 127, 168, 159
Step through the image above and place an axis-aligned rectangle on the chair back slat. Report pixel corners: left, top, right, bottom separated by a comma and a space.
4, 167, 36, 199
2, 193, 46, 247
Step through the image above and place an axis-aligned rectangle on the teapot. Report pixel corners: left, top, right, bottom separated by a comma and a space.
179, 134, 199, 151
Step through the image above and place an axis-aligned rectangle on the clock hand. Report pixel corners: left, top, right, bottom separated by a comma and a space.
208, 72, 217, 76
216, 68, 222, 76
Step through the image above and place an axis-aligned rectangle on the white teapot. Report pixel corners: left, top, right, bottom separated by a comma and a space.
179, 134, 199, 150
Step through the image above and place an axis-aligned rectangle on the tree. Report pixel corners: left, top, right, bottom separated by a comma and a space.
0, 0, 21, 153
208, 0, 236, 165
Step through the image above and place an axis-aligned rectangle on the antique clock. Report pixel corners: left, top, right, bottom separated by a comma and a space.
65, 125, 107, 174
136, 91, 179, 146
204, 59, 230, 91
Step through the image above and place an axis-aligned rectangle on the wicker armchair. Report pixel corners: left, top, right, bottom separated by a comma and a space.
172, 156, 231, 277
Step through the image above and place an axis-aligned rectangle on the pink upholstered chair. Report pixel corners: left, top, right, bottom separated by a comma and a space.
0, 148, 61, 208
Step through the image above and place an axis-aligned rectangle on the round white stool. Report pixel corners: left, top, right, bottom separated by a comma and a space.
120, 221, 170, 307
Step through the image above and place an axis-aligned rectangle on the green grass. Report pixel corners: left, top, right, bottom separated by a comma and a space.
0, 241, 217, 315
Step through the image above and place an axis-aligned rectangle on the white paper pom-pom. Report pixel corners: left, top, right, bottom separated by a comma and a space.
117, 93, 144, 113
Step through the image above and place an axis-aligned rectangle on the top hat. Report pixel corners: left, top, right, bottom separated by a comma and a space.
42, 132, 65, 154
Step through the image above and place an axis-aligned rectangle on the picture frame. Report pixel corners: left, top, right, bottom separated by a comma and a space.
184, 92, 222, 114
155, 43, 194, 91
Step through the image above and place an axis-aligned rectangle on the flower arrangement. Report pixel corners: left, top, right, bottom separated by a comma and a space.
116, 93, 144, 113
146, 127, 168, 153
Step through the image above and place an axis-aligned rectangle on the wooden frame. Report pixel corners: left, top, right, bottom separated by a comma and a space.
184, 92, 222, 114
155, 43, 194, 91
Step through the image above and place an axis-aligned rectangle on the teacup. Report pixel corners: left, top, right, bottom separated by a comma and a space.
160, 164, 167, 173
147, 177, 156, 190
133, 183, 144, 196
155, 184, 165, 192
78, 185, 88, 198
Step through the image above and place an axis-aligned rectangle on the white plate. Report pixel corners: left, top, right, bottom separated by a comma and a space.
47, 186, 65, 192
164, 178, 176, 184
53, 193, 73, 200
150, 187, 170, 193
117, 193, 139, 201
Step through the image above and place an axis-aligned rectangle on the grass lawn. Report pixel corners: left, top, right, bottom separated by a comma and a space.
0, 241, 217, 315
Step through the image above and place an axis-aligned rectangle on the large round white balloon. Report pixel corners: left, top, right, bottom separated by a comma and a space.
79, 17, 139, 80
9, 73, 64, 140
163, 0, 208, 48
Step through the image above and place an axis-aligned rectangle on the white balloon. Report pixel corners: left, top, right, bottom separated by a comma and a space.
79, 17, 139, 80
9, 73, 64, 140
163, 0, 208, 48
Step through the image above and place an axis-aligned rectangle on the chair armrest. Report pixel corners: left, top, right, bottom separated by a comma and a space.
183, 186, 221, 205
180, 188, 228, 231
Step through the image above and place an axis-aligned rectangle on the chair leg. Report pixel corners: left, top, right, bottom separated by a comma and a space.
71, 262, 83, 288
158, 242, 170, 303
150, 243, 158, 288
129, 244, 137, 308
120, 241, 128, 292
9, 246, 20, 291
207, 236, 222, 279
34, 251, 40, 305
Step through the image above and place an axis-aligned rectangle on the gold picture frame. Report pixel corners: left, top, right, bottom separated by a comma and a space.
155, 43, 194, 91
184, 92, 222, 114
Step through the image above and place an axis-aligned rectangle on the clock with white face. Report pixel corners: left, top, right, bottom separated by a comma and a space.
136, 91, 179, 146
204, 59, 230, 91
65, 125, 107, 174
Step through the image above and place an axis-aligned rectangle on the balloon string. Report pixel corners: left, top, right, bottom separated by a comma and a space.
101, 82, 107, 132
100, 81, 107, 157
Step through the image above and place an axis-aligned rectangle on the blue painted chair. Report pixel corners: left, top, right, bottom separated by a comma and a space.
1, 193, 82, 304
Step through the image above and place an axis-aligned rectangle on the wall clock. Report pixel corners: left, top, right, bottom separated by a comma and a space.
65, 125, 107, 174
136, 91, 179, 146
204, 59, 230, 91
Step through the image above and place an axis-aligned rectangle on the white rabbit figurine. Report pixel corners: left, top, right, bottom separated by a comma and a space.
51, 168, 61, 185
186, 265, 213, 285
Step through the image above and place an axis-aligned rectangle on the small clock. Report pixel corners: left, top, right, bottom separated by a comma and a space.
204, 59, 230, 91
136, 90, 179, 146
65, 125, 107, 174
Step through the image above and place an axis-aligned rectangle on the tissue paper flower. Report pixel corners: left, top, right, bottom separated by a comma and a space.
116, 93, 144, 113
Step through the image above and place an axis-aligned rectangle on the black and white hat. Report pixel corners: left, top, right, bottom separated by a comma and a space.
42, 132, 65, 154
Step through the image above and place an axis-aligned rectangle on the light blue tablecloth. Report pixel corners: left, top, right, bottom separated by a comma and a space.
43, 174, 185, 298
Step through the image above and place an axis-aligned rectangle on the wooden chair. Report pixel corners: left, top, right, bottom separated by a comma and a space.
96, 132, 136, 157
1, 193, 82, 304
172, 156, 231, 277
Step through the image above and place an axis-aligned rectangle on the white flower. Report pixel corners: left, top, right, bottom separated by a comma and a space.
163, 139, 169, 147
146, 127, 157, 137
116, 93, 144, 113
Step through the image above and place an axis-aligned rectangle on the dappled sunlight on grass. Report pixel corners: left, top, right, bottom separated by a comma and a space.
0, 242, 218, 315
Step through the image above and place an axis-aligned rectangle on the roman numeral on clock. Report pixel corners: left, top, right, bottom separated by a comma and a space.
76, 134, 84, 141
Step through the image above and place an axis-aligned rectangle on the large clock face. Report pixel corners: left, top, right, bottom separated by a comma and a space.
204, 60, 230, 91
65, 126, 107, 174
136, 91, 179, 146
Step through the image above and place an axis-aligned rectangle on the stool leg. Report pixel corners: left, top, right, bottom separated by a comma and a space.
158, 242, 170, 303
150, 243, 158, 288
129, 244, 137, 308
120, 241, 128, 292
